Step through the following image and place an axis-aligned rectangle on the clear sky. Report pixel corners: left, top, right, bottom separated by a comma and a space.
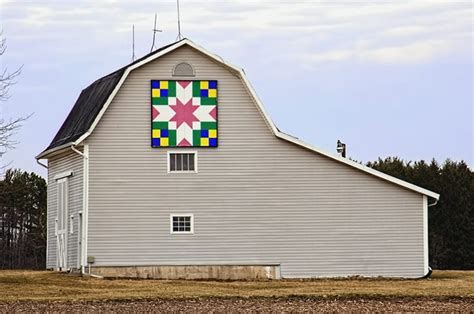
1, 0, 472, 177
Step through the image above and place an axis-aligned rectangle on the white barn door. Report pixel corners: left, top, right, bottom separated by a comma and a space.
56, 178, 68, 270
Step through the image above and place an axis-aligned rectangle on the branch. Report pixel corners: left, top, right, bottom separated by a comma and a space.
0, 66, 23, 102
0, 35, 6, 55
0, 29, 23, 102
0, 116, 30, 157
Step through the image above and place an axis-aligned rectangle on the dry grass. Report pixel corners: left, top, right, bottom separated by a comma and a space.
0, 270, 472, 302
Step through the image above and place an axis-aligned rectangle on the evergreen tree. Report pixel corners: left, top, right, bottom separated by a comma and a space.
0, 169, 46, 269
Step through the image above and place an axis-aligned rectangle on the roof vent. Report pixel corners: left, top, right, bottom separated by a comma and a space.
173, 62, 195, 77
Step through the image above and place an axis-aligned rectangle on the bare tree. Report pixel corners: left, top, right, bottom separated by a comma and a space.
0, 30, 22, 102
0, 30, 25, 158
0, 117, 25, 158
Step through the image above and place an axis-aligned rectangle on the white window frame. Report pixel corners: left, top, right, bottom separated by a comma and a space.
167, 150, 198, 173
170, 214, 194, 234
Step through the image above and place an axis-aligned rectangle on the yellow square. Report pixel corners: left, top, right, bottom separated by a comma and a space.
160, 81, 168, 89
161, 138, 169, 146
209, 129, 217, 138
208, 89, 217, 98
152, 129, 161, 138
200, 81, 209, 89
152, 89, 161, 98
200, 138, 209, 146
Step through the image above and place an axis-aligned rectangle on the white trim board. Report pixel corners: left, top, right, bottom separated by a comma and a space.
54, 171, 73, 180
37, 39, 439, 200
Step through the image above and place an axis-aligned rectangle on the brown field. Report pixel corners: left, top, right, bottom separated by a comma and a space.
0, 270, 473, 311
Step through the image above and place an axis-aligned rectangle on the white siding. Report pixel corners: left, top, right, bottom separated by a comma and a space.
86, 45, 425, 278
46, 150, 83, 269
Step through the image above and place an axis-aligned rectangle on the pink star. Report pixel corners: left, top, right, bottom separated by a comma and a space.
170, 99, 199, 128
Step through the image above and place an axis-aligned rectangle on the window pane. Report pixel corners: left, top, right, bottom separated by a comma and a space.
170, 154, 176, 171
176, 154, 182, 171
183, 154, 189, 171
189, 154, 195, 171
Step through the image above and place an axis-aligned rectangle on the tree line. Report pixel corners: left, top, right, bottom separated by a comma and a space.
0, 169, 46, 269
0, 157, 472, 269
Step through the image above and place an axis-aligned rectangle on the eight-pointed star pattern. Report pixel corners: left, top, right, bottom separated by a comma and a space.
151, 80, 217, 147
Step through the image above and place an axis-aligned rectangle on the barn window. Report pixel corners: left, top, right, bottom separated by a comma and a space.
170, 214, 194, 234
168, 152, 197, 173
172, 62, 195, 77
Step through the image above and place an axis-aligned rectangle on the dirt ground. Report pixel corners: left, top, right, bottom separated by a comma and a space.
1, 270, 473, 302
1, 297, 473, 312
1, 270, 473, 312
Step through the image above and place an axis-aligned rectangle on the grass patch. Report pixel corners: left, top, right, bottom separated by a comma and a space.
0, 270, 472, 302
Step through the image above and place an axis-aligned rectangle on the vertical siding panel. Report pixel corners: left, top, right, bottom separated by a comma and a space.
47, 150, 83, 269
86, 45, 425, 278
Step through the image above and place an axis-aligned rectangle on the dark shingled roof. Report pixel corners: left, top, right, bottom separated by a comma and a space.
43, 40, 183, 153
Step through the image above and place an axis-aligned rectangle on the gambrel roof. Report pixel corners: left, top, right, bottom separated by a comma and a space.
36, 39, 440, 200
44, 40, 182, 151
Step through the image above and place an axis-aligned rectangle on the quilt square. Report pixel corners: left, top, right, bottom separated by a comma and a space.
151, 80, 218, 147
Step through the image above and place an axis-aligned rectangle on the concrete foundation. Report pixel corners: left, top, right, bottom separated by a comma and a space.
90, 265, 281, 280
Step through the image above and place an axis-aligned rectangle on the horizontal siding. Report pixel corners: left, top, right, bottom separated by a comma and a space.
86, 45, 425, 278
46, 150, 83, 269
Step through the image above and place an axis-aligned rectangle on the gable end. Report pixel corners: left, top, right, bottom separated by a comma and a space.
36, 39, 439, 200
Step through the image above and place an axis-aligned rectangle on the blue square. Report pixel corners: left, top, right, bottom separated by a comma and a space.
209, 138, 217, 147
160, 89, 168, 97
152, 138, 161, 147
209, 81, 217, 89
151, 81, 160, 88
200, 89, 208, 97
200, 129, 208, 137
161, 129, 169, 137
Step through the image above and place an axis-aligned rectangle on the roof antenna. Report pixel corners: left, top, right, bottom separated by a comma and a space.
176, 0, 183, 41
131, 24, 135, 61
150, 13, 163, 52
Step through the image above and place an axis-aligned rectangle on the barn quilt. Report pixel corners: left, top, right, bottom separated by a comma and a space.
151, 80, 218, 147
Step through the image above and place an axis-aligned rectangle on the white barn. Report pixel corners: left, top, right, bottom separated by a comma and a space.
36, 39, 439, 279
